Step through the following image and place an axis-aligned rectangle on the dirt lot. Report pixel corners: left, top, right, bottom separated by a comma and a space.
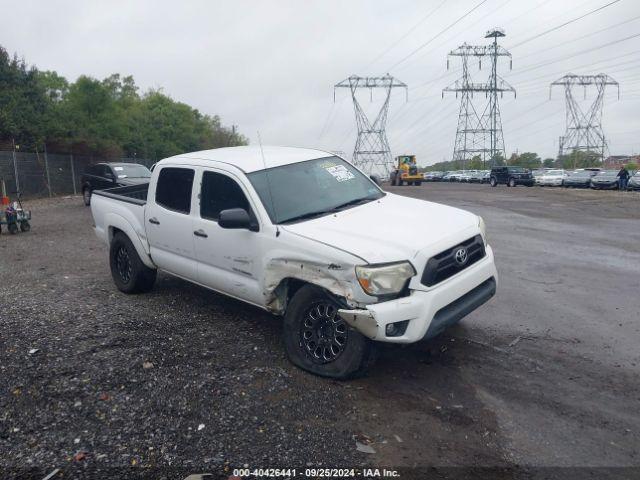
1, 184, 639, 479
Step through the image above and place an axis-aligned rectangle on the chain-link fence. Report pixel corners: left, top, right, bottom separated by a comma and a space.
0, 150, 154, 198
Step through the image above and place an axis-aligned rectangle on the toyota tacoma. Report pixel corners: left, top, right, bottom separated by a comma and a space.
91, 146, 498, 379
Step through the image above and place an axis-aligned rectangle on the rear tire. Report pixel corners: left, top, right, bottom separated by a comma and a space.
109, 232, 156, 293
8, 223, 18, 234
283, 285, 377, 379
20, 221, 30, 232
416, 181, 422, 186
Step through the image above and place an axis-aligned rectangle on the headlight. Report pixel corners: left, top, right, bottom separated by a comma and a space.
478, 216, 487, 246
355, 261, 416, 296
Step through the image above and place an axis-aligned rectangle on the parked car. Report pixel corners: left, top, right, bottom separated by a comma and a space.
489, 166, 534, 187
442, 171, 455, 181
467, 172, 482, 183
532, 169, 548, 185
538, 169, 567, 187
563, 170, 597, 188
423, 171, 443, 182
467, 171, 488, 184
460, 170, 481, 183
447, 171, 463, 182
458, 172, 471, 183
81, 162, 152, 206
590, 170, 620, 190
90, 146, 498, 379
626, 171, 640, 191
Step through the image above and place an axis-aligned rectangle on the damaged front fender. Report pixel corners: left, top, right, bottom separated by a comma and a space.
264, 258, 361, 315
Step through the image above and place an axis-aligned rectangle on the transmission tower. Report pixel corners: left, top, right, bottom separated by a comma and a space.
334, 74, 407, 179
550, 74, 619, 161
443, 28, 515, 168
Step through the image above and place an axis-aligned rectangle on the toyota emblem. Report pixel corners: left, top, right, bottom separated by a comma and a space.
454, 247, 468, 265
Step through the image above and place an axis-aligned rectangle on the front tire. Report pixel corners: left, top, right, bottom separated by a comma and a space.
83, 188, 92, 206
20, 221, 30, 232
283, 285, 376, 379
490, 177, 497, 187
109, 232, 157, 293
508, 178, 516, 187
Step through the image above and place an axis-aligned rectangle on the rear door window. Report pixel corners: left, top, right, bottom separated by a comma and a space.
155, 167, 195, 214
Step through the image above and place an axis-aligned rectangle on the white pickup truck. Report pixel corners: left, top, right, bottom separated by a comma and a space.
91, 146, 498, 378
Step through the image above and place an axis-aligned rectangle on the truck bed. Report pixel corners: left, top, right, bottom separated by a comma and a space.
92, 183, 149, 205
90, 183, 150, 258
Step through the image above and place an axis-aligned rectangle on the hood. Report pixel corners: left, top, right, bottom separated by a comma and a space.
116, 177, 150, 186
281, 193, 480, 264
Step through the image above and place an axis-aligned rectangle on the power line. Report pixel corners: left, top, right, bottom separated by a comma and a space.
514, 13, 640, 63
395, 0, 515, 73
507, 32, 640, 77
514, 54, 640, 91
509, 0, 623, 49
386, 0, 489, 71
361, 0, 448, 72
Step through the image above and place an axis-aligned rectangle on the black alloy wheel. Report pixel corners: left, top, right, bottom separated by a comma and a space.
115, 245, 133, 284
300, 302, 348, 364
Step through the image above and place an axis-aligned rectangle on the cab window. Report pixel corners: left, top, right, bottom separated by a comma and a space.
200, 171, 251, 221
155, 167, 194, 214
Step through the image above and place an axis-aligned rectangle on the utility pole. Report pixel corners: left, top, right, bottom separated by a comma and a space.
334, 74, 407, 179
12, 137, 20, 193
550, 74, 619, 162
443, 28, 515, 168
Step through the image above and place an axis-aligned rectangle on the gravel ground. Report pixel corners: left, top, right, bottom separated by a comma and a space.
1, 185, 639, 480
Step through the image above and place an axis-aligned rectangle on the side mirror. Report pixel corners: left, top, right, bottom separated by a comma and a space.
219, 208, 258, 232
369, 174, 382, 186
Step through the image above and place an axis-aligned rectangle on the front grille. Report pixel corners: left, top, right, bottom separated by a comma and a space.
421, 235, 486, 287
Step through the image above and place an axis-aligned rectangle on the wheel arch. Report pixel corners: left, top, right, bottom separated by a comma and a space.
266, 276, 352, 316
107, 214, 155, 270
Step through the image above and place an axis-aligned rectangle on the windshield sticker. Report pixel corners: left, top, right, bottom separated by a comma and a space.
319, 161, 337, 168
325, 165, 355, 182
113, 166, 124, 171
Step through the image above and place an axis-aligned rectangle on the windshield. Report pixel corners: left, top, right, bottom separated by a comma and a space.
569, 171, 591, 177
596, 171, 617, 177
546, 170, 564, 176
248, 156, 384, 224
509, 167, 526, 173
113, 164, 152, 179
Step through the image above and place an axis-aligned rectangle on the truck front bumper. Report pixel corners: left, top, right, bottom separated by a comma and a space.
338, 247, 498, 343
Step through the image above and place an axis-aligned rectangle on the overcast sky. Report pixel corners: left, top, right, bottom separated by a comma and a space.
2, 0, 639, 165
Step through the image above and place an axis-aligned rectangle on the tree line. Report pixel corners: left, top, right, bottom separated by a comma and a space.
422, 150, 637, 172
0, 46, 247, 159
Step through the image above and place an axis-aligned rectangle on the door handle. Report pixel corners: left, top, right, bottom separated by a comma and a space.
148, 217, 160, 225
193, 229, 208, 238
